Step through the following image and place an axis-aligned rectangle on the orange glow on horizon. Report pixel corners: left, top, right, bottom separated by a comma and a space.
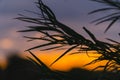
0, 50, 107, 71
22, 50, 107, 71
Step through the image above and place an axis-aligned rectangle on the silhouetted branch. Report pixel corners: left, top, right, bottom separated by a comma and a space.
17, 0, 120, 72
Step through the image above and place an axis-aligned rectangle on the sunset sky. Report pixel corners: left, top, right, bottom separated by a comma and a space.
0, 0, 119, 71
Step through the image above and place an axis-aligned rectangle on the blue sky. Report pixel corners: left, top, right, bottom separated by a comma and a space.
0, 0, 119, 55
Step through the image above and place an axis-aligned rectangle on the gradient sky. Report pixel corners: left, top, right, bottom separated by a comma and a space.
0, 0, 119, 70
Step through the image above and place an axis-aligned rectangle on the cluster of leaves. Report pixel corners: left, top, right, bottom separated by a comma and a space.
16, 0, 120, 72
90, 0, 120, 33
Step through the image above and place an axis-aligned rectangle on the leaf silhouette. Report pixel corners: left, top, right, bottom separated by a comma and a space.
16, 0, 120, 72
88, 7, 116, 14
83, 27, 97, 42
90, 0, 120, 32
50, 45, 79, 66
104, 17, 119, 33
26, 42, 57, 51
28, 51, 50, 70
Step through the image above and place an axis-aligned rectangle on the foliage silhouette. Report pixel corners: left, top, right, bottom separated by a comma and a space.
2, 54, 120, 80
89, 0, 120, 33
16, 0, 120, 76
1, 54, 120, 80
65, 68, 120, 80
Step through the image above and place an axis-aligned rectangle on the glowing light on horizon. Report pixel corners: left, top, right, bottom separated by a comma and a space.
22, 50, 106, 71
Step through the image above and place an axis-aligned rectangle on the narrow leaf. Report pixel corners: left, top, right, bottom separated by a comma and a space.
26, 42, 56, 51
40, 46, 64, 51
89, 8, 116, 14
106, 38, 120, 44
104, 17, 119, 33
83, 27, 97, 42
91, 12, 120, 23
28, 51, 49, 69
50, 45, 79, 66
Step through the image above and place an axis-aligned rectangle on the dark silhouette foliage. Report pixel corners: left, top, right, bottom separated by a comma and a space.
66, 68, 120, 80
89, 0, 120, 33
16, 0, 120, 74
1, 0, 120, 80
1, 55, 120, 80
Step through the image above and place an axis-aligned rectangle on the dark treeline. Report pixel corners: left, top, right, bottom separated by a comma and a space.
0, 55, 119, 80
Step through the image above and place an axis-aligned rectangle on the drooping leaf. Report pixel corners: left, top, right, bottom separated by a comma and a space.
106, 38, 120, 44
91, 12, 120, 23
50, 45, 79, 66
88, 7, 116, 14
40, 46, 64, 51
26, 42, 57, 51
90, 0, 120, 32
28, 51, 49, 70
104, 17, 119, 33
